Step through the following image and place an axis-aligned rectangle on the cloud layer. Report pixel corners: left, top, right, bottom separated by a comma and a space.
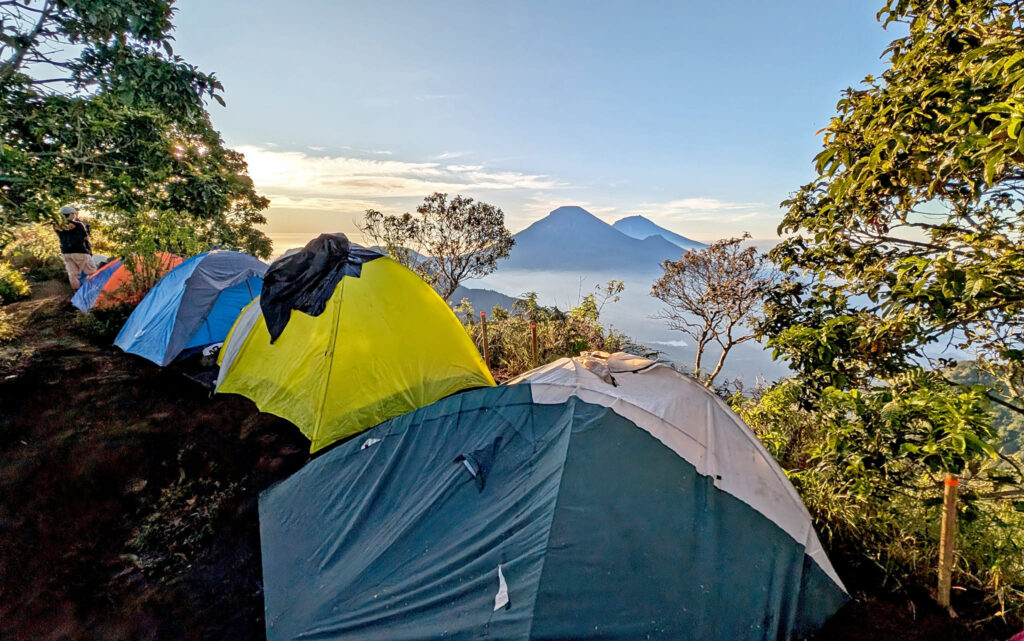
239, 145, 562, 208
239, 145, 776, 241
632, 197, 766, 224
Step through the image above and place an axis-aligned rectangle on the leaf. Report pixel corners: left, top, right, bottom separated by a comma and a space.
949, 434, 966, 454
984, 148, 1004, 185
899, 442, 920, 455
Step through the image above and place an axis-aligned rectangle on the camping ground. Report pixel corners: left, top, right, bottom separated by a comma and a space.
0, 280, 1015, 641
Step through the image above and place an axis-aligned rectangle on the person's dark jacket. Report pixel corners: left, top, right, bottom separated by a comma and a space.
56, 221, 92, 255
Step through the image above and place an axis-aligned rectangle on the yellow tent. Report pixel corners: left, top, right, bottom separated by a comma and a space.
215, 234, 494, 452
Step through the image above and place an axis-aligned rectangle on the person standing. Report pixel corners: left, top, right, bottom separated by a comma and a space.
54, 205, 97, 290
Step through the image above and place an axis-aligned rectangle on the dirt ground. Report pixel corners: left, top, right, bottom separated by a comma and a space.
0, 283, 1018, 641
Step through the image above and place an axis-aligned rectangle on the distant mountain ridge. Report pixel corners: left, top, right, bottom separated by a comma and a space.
366, 247, 517, 314
450, 285, 517, 319
498, 206, 690, 273
612, 215, 707, 250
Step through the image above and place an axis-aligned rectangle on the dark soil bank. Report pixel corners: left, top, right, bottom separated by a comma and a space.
0, 290, 308, 640
0, 286, 1016, 640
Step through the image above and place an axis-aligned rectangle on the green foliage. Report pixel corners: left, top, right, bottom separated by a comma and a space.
1, 0, 219, 223
817, 371, 994, 487
1, 224, 65, 280
734, 378, 1024, 621
754, 0, 1024, 621
771, 0, 1024, 395
105, 209, 203, 299
948, 360, 1024, 455
361, 193, 515, 301
760, 0, 1024, 517
462, 281, 647, 380
0, 1, 222, 116
0, 1, 271, 257
736, 372, 996, 492
0, 262, 30, 304
73, 303, 135, 344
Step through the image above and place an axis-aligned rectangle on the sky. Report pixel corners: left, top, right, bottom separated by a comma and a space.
172, 0, 899, 249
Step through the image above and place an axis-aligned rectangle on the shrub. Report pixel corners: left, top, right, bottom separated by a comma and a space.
126, 474, 241, 580
732, 378, 1024, 625
0, 262, 31, 304
459, 282, 654, 381
73, 303, 135, 344
84, 218, 115, 255
1, 224, 64, 281
0, 307, 18, 343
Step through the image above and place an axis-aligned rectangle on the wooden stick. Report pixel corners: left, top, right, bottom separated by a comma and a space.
480, 311, 489, 369
531, 322, 538, 368
937, 473, 959, 608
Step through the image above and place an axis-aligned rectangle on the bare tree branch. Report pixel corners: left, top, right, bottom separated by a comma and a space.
0, 0, 53, 83
651, 234, 773, 384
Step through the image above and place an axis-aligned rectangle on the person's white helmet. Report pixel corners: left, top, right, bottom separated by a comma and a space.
59, 205, 79, 219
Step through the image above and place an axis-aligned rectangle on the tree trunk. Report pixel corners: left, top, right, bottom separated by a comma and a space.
706, 344, 732, 386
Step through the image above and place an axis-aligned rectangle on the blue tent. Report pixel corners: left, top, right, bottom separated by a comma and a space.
114, 250, 267, 366
71, 258, 122, 311
259, 354, 847, 641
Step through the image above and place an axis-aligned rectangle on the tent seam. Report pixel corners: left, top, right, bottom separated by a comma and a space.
313, 278, 346, 450
523, 397, 576, 641
159, 254, 206, 365
518, 362, 845, 591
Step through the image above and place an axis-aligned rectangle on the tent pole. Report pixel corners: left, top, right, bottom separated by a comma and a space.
937, 473, 959, 608
531, 322, 538, 368
480, 311, 489, 369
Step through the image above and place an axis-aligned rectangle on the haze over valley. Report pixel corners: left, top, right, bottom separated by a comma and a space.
467, 206, 789, 383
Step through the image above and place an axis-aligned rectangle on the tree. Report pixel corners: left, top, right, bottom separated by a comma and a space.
754, 1, 1024, 617
359, 210, 421, 269
763, 0, 1024, 476
651, 234, 772, 384
771, 0, 1024, 408
0, 0, 271, 257
0, 0, 220, 111
763, 0, 1024, 484
360, 193, 515, 301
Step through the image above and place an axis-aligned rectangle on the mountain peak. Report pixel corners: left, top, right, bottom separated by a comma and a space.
547, 205, 604, 222
616, 214, 652, 224
521, 206, 612, 234
499, 205, 685, 273
612, 215, 706, 251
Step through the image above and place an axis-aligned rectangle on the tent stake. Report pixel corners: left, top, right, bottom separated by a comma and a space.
480, 311, 489, 369
531, 322, 538, 368
937, 473, 959, 608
